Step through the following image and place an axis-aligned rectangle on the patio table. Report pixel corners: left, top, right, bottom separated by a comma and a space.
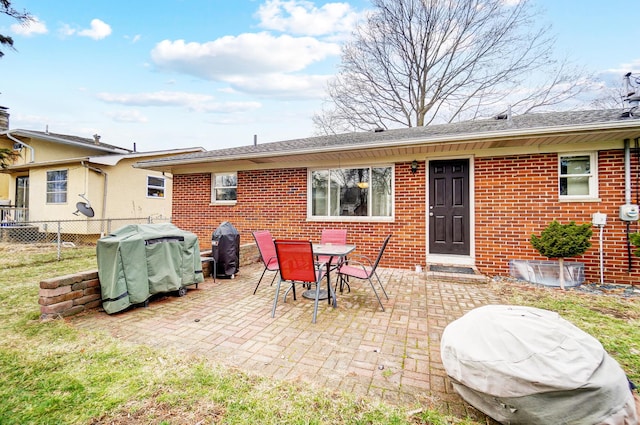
302, 243, 356, 307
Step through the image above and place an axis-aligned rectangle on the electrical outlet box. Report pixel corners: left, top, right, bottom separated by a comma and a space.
619, 204, 639, 221
592, 212, 607, 226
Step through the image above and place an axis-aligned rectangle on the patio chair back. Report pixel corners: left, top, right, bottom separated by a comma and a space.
318, 229, 348, 265
371, 234, 392, 272
272, 239, 330, 323
252, 230, 279, 294
320, 228, 347, 245
275, 239, 317, 283
337, 234, 392, 311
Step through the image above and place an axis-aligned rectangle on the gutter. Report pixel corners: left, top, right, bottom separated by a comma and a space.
5, 131, 35, 163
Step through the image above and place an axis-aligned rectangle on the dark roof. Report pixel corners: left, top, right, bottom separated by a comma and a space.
137, 109, 640, 167
8, 129, 132, 153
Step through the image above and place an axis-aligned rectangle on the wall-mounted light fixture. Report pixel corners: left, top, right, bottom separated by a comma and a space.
411, 160, 419, 174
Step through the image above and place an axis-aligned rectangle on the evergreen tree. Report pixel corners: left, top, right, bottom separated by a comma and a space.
530, 220, 592, 289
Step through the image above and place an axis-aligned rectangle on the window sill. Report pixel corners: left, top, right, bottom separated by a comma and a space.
210, 201, 237, 206
558, 197, 602, 203
307, 216, 394, 223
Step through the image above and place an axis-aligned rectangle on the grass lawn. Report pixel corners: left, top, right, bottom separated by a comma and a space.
0, 242, 638, 424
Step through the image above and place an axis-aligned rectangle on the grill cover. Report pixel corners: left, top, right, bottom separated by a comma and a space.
441, 305, 638, 424
212, 221, 240, 277
97, 223, 203, 314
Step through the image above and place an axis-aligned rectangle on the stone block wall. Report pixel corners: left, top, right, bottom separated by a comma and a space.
39, 243, 260, 319
39, 270, 101, 319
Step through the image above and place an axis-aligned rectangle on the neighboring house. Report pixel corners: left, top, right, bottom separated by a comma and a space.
0, 108, 204, 236
135, 109, 640, 285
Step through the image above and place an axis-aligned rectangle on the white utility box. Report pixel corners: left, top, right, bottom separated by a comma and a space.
619, 204, 639, 221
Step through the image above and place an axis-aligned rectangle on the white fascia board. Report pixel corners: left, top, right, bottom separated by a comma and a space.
135, 119, 640, 169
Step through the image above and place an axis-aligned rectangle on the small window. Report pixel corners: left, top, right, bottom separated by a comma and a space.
212, 172, 237, 203
46, 170, 67, 204
147, 176, 165, 198
559, 153, 597, 199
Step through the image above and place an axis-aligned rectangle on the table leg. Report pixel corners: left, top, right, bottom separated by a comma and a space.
326, 259, 337, 308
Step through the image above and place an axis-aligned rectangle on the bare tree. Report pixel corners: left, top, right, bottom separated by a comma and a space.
314, 0, 593, 134
1, 0, 32, 58
0, 147, 19, 168
590, 83, 626, 110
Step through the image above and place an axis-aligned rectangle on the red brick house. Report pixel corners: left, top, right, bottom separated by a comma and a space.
135, 109, 640, 285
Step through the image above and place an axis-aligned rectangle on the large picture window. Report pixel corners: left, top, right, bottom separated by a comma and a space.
559, 153, 598, 199
310, 166, 393, 219
147, 176, 165, 198
212, 172, 237, 203
46, 170, 68, 204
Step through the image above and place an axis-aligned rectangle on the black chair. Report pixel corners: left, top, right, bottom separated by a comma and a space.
336, 234, 391, 311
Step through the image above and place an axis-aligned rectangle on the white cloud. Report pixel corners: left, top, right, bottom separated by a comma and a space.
58, 24, 76, 37
255, 0, 361, 37
11, 16, 48, 36
125, 34, 142, 43
150, 32, 340, 99
96, 90, 262, 114
225, 73, 331, 99
200, 101, 262, 114
97, 91, 214, 107
600, 59, 640, 78
77, 19, 112, 40
106, 110, 149, 123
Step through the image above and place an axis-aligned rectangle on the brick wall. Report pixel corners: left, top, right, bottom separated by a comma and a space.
475, 150, 640, 284
172, 162, 426, 270
171, 154, 640, 285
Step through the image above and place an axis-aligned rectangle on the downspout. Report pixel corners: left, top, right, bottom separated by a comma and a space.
625, 139, 633, 272
81, 161, 108, 235
6, 131, 35, 163
633, 138, 640, 274
625, 139, 632, 205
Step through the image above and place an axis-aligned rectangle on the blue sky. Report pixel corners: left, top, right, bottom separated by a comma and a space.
1, 0, 639, 152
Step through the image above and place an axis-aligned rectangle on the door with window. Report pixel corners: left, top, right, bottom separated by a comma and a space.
15, 176, 29, 222
429, 159, 470, 255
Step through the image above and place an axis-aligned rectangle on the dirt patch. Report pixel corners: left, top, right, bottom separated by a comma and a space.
88, 397, 225, 425
0, 242, 59, 253
490, 277, 640, 321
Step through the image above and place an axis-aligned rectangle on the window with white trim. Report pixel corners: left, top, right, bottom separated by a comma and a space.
46, 170, 67, 204
211, 172, 237, 203
310, 166, 393, 218
147, 176, 165, 198
559, 153, 597, 199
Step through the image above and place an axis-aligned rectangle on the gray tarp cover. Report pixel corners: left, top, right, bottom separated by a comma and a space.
441, 305, 638, 424
97, 223, 204, 314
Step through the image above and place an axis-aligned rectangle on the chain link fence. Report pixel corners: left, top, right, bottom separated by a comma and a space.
0, 216, 171, 260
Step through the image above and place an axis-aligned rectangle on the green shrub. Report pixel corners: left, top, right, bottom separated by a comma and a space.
530, 220, 592, 289
530, 220, 592, 259
630, 232, 640, 257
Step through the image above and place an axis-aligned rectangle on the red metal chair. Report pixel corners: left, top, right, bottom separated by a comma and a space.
317, 228, 348, 265
317, 228, 348, 291
271, 239, 330, 323
252, 230, 279, 294
336, 234, 391, 311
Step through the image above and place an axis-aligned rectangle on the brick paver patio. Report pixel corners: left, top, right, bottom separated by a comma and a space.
72, 263, 502, 421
